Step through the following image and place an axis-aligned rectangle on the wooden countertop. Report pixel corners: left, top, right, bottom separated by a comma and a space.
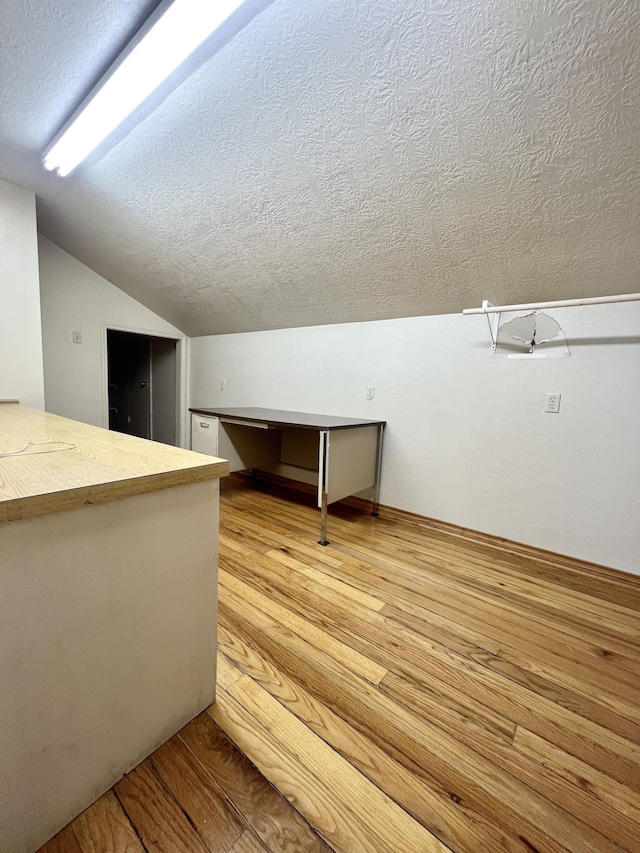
190, 407, 386, 430
0, 404, 229, 522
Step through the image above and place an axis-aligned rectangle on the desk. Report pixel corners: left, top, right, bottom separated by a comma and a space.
190, 407, 385, 545
0, 403, 228, 853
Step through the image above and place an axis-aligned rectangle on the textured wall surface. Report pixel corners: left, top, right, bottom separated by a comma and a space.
1, 0, 639, 334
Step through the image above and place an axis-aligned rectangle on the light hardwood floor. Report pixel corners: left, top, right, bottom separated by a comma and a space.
42, 476, 640, 853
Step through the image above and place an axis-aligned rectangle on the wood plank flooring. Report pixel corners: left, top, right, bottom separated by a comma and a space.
40, 476, 640, 853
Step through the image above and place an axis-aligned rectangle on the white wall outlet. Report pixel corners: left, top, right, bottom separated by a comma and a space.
219, 379, 225, 391
545, 392, 561, 413
366, 386, 375, 400
72, 330, 82, 344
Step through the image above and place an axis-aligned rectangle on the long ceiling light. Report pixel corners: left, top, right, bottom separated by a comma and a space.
43, 0, 247, 177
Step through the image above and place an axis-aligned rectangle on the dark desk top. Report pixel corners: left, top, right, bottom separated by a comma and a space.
190, 407, 386, 431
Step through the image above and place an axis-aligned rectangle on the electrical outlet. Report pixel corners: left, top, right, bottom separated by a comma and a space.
72, 330, 82, 344
544, 393, 561, 413
219, 379, 226, 391
366, 386, 375, 400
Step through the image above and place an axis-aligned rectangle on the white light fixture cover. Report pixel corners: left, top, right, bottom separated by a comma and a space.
43, 0, 246, 176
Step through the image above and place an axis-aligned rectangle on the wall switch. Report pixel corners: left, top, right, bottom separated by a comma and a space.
544, 392, 561, 413
366, 386, 375, 400
72, 330, 82, 344
219, 379, 226, 391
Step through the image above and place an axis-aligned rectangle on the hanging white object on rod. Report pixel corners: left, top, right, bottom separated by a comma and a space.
481, 300, 500, 352
462, 293, 640, 316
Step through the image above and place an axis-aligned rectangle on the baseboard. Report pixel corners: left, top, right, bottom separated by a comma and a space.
228, 471, 640, 587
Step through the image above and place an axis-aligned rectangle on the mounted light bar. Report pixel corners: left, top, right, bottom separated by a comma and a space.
43, 0, 247, 176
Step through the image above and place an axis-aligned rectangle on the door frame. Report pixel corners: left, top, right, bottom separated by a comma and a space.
101, 323, 188, 447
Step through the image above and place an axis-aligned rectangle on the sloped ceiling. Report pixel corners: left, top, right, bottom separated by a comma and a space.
1, 0, 639, 335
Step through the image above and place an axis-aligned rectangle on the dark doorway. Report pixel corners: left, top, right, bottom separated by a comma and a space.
107, 330, 178, 445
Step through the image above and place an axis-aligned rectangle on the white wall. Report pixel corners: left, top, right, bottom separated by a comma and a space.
39, 236, 188, 443
0, 180, 45, 408
190, 306, 640, 574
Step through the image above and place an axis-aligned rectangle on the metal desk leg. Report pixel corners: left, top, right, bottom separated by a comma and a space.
318, 429, 329, 546
371, 423, 385, 516
319, 487, 329, 546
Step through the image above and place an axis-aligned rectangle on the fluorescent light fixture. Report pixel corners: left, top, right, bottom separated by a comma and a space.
43, 0, 246, 176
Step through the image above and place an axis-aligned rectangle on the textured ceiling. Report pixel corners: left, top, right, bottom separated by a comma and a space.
1, 0, 639, 335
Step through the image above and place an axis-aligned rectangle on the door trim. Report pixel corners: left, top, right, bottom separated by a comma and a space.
101, 323, 188, 447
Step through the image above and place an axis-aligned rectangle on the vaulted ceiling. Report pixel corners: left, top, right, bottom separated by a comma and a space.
1, 0, 639, 335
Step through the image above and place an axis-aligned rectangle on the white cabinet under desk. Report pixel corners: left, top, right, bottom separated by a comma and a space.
190, 407, 386, 545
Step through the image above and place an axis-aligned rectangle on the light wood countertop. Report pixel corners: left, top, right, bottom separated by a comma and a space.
0, 403, 229, 522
